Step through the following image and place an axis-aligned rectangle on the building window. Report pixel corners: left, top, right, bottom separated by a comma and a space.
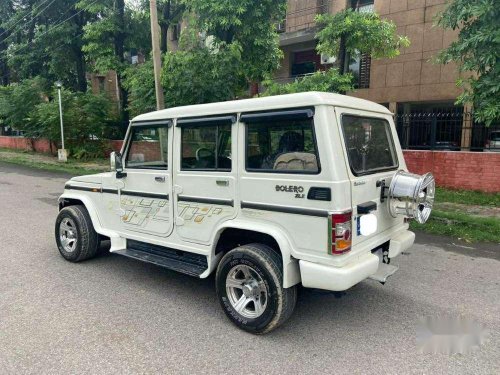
291, 49, 322, 77
346, 53, 371, 89
97, 76, 105, 93
351, 0, 374, 13
346, 0, 374, 88
276, 21, 286, 33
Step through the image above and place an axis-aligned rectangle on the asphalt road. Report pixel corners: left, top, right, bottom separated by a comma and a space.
0, 161, 498, 374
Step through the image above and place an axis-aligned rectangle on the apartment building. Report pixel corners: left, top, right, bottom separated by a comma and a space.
275, 0, 462, 115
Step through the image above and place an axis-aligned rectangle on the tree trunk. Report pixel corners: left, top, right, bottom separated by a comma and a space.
160, 24, 168, 53
338, 35, 346, 75
114, 0, 129, 133
0, 27, 9, 85
73, 12, 87, 92
114, 0, 126, 65
159, 0, 171, 53
74, 48, 87, 92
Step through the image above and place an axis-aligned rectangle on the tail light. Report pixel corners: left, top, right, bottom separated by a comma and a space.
330, 211, 352, 255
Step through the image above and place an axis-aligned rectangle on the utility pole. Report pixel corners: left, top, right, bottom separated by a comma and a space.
56, 81, 67, 162
150, 0, 165, 110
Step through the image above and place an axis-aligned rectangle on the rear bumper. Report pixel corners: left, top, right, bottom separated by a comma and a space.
388, 230, 415, 258
299, 253, 379, 291
299, 229, 415, 291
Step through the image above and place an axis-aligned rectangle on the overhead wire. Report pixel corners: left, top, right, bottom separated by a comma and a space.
0, 0, 58, 42
2, 0, 99, 58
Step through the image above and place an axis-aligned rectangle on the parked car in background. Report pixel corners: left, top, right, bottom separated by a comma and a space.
485, 131, 500, 152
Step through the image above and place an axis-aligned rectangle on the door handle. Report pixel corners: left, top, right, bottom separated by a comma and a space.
155, 176, 165, 183
216, 179, 229, 187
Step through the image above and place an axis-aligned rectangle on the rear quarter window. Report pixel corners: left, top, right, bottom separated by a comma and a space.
341, 114, 398, 176
245, 117, 320, 174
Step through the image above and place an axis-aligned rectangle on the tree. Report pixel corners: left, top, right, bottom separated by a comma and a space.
0, 77, 47, 131
76, 0, 150, 131
28, 89, 118, 157
437, 0, 500, 126
122, 60, 156, 117
157, 0, 185, 53
262, 69, 355, 96
184, 0, 286, 82
315, 9, 410, 75
0, 0, 15, 85
161, 35, 246, 107
0, 0, 91, 91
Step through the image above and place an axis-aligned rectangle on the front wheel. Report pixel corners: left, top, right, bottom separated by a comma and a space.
55, 205, 100, 262
216, 243, 297, 334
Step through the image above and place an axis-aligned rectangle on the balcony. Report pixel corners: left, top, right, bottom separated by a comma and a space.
279, 1, 329, 46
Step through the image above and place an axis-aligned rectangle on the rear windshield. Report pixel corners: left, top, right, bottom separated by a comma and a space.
341, 115, 398, 175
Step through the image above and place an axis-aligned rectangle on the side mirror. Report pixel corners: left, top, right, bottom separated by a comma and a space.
110, 151, 127, 179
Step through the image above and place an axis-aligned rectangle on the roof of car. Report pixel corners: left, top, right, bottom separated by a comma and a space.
131, 91, 392, 123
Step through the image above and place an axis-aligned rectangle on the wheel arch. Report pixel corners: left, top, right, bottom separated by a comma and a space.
212, 221, 301, 288
58, 193, 112, 238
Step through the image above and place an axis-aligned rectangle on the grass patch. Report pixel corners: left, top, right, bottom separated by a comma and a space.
0, 148, 108, 175
411, 209, 500, 243
435, 187, 499, 207
412, 187, 500, 243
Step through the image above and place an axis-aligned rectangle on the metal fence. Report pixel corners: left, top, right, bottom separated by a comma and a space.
395, 112, 500, 152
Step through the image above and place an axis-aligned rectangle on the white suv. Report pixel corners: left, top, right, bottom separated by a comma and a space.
55, 92, 435, 334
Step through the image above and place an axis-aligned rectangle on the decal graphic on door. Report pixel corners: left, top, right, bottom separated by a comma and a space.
178, 202, 229, 224
106, 196, 170, 234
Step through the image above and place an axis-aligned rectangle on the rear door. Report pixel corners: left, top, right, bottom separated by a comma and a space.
172, 115, 237, 245
335, 108, 403, 246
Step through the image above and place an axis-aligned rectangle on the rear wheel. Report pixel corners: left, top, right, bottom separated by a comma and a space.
216, 243, 297, 334
55, 205, 99, 262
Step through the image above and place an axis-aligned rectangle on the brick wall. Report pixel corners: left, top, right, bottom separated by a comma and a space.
3, 137, 498, 193
404, 150, 500, 193
105, 142, 500, 193
109, 140, 124, 154
0, 136, 54, 154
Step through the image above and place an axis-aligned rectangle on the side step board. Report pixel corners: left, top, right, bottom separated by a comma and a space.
113, 240, 208, 277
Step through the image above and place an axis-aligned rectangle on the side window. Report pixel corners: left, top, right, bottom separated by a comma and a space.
246, 118, 319, 173
181, 123, 232, 171
126, 126, 169, 169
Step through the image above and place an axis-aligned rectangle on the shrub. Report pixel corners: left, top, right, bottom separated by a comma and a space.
29, 89, 119, 159
0, 77, 48, 131
261, 69, 355, 96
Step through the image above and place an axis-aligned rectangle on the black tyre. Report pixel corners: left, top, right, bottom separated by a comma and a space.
216, 243, 297, 334
55, 205, 99, 262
